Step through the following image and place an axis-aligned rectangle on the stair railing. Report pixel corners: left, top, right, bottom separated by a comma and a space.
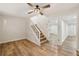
34, 24, 40, 39
31, 23, 40, 40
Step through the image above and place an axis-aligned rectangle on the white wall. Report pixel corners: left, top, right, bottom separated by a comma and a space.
0, 16, 28, 43
77, 15, 79, 50
68, 24, 76, 36
61, 20, 68, 42
58, 17, 69, 45
48, 17, 58, 35
58, 17, 62, 45
48, 25, 58, 35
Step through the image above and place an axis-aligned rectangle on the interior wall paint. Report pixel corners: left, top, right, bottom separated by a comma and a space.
77, 15, 79, 49
48, 25, 58, 35
48, 16, 58, 35
58, 17, 69, 45
58, 16, 62, 45
0, 16, 28, 43
68, 24, 76, 36
61, 20, 68, 42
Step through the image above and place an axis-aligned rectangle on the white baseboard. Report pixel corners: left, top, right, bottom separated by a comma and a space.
0, 38, 27, 44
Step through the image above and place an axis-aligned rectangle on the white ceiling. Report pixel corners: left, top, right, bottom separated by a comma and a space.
44, 3, 79, 16
0, 3, 79, 17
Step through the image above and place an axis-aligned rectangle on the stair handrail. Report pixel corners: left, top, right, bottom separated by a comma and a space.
31, 21, 40, 39
35, 24, 48, 40
34, 24, 40, 39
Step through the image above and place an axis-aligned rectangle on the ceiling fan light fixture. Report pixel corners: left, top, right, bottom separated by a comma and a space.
27, 3, 50, 15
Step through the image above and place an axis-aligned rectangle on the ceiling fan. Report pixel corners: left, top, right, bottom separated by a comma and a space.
26, 3, 50, 15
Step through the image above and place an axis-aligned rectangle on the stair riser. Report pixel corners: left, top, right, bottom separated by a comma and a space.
40, 35, 44, 38
40, 39, 46, 42
41, 40, 48, 44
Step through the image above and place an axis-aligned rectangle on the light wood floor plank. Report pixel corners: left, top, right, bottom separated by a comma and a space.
58, 36, 77, 56
0, 36, 77, 56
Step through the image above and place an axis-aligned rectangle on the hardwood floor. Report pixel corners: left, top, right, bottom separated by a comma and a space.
0, 39, 57, 56
0, 36, 77, 56
58, 36, 77, 56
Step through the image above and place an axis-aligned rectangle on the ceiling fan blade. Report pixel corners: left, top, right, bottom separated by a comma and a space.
40, 12, 43, 15
27, 3, 33, 7
42, 4, 50, 8
28, 10, 34, 14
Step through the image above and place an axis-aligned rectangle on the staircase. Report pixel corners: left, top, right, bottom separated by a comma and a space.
40, 32, 48, 44
35, 24, 48, 45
